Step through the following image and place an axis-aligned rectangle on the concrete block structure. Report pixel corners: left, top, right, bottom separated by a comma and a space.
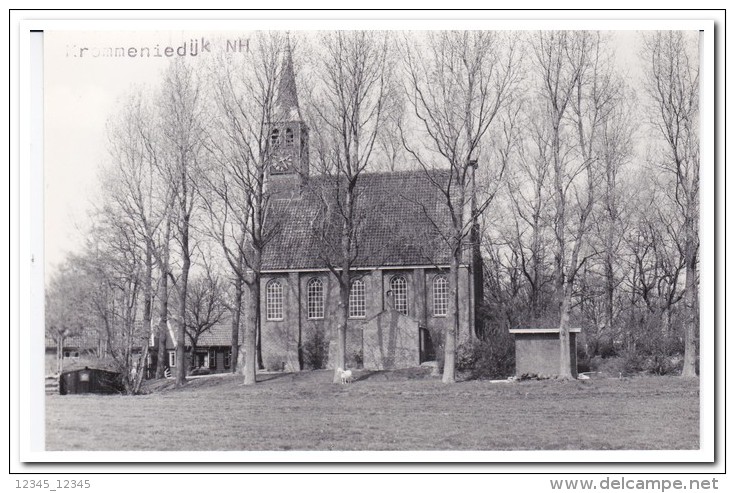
509, 328, 580, 378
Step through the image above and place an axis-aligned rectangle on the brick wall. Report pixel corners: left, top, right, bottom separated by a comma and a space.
260, 265, 476, 372
361, 310, 420, 369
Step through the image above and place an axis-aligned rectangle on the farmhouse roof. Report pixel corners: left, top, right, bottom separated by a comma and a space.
262, 169, 455, 271
45, 332, 101, 350
196, 324, 234, 346
165, 323, 234, 350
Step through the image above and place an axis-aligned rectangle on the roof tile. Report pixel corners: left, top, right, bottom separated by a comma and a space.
262, 169, 453, 270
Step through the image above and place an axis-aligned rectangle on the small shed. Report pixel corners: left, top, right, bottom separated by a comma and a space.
509, 328, 581, 378
59, 367, 124, 395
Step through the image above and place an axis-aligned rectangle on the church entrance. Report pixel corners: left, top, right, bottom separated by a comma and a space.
419, 327, 435, 363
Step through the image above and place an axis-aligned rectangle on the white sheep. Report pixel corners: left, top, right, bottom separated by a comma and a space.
337, 367, 353, 384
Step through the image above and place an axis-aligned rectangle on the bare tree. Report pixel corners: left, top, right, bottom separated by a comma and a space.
184, 269, 228, 371
530, 31, 583, 379
156, 59, 209, 387
641, 31, 700, 377
530, 31, 626, 378
589, 92, 637, 352
377, 112, 407, 172
400, 31, 520, 382
504, 106, 556, 324
305, 31, 395, 383
201, 32, 289, 384
45, 261, 95, 374
65, 212, 149, 394
619, 173, 688, 362
153, 215, 173, 379
103, 92, 172, 379
132, 101, 177, 381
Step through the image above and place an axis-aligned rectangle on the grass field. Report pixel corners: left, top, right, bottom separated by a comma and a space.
45, 370, 699, 451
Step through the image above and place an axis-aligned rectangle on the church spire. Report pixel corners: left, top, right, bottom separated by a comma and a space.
276, 34, 301, 121
267, 33, 309, 188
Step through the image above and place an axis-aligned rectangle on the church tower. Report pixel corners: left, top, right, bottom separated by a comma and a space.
267, 37, 309, 191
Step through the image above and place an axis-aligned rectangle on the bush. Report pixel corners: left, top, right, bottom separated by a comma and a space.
302, 327, 329, 370
596, 338, 619, 358
590, 350, 684, 377
643, 354, 683, 376
577, 345, 592, 374
455, 342, 477, 371
347, 349, 363, 369
431, 327, 445, 370
265, 357, 286, 372
619, 348, 646, 375
455, 335, 515, 380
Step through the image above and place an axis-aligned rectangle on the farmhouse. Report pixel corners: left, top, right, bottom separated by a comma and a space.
45, 331, 108, 374
258, 45, 482, 372
163, 323, 234, 375
45, 333, 101, 360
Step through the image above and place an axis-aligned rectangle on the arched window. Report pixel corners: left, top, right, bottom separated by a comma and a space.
390, 275, 408, 315
433, 275, 448, 317
307, 278, 324, 319
285, 127, 294, 146
349, 278, 366, 318
266, 279, 284, 320
270, 128, 281, 148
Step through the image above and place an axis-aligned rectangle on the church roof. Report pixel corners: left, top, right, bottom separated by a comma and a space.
262, 169, 455, 271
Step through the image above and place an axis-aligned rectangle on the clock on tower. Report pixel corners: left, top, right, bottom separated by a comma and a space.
272, 153, 294, 174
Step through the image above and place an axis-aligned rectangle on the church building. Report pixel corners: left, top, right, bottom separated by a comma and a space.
258, 44, 482, 372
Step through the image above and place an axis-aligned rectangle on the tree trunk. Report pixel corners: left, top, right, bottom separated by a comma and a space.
603, 159, 618, 342
155, 219, 171, 379
230, 278, 243, 373
242, 272, 259, 385
143, 243, 153, 379
132, 344, 149, 394
189, 339, 198, 373
175, 229, 190, 387
155, 275, 169, 379
530, 224, 542, 321
604, 249, 615, 338
558, 219, 589, 380
681, 220, 698, 377
333, 269, 349, 383
56, 335, 64, 375
256, 316, 263, 370
442, 253, 461, 383
333, 186, 353, 384
558, 282, 574, 379
552, 117, 574, 379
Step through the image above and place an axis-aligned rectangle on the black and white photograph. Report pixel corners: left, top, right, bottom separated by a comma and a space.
29, 17, 713, 460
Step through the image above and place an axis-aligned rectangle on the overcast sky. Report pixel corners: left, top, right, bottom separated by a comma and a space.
44, 30, 258, 277
42, 28, 654, 280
